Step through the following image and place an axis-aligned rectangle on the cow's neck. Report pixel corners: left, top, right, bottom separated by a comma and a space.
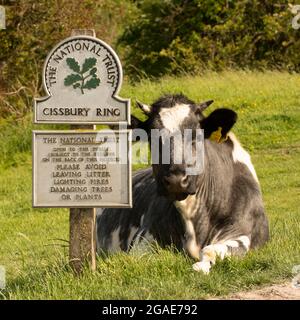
175, 140, 233, 216
174, 139, 234, 259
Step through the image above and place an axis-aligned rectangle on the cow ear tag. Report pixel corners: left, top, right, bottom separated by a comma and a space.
209, 127, 228, 143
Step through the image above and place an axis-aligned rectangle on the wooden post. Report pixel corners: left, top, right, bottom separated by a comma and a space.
69, 29, 97, 274
69, 207, 96, 274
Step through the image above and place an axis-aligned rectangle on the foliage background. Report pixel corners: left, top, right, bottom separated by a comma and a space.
120, 0, 300, 77
0, 0, 135, 118
0, 0, 300, 119
0, 1, 300, 299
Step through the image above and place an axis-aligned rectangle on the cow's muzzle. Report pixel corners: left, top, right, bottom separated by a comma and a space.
157, 173, 196, 201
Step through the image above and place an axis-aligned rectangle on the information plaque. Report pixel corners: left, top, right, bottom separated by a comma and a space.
33, 131, 132, 208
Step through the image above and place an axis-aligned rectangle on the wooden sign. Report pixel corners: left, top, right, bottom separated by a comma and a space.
33, 130, 132, 208
34, 35, 130, 124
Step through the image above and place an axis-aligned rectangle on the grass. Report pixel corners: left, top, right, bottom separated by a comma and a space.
0, 70, 299, 299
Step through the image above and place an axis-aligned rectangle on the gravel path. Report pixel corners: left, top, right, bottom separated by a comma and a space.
212, 282, 300, 300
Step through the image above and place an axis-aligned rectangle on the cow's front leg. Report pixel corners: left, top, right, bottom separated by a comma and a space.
192, 235, 250, 274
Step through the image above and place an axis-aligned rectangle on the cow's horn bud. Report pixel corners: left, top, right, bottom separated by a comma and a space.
199, 100, 214, 111
136, 100, 152, 115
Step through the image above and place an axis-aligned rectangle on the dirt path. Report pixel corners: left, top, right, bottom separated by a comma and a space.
212, 282, 300, 300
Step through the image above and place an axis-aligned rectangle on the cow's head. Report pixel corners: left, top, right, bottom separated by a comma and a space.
131, 94, 237, 201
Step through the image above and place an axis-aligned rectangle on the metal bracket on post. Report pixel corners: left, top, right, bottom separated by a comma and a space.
69, 29, 97, 275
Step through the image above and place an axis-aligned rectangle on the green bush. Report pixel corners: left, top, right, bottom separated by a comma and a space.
119, 0, 300, 78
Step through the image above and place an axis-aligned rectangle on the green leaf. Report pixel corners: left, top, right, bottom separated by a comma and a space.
81, 57, 97, 74
64, 73, 82, 86
73, 83, 80, 89
66, 58, 80, 73
82, 77, 100, 89
89, 67, 97, 75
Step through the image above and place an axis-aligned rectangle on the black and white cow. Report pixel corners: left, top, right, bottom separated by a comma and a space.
96, 94, 269, 274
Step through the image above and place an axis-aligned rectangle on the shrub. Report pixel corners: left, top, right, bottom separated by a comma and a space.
118, 0, 300, 78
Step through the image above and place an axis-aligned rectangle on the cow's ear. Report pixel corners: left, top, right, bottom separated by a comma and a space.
129, 115, 148, 131
200, 108, 237, 143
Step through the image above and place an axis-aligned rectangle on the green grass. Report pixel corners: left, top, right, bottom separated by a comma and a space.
0, 70, 300, 299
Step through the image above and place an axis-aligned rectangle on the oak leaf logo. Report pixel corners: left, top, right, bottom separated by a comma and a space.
64, 57, 100, 94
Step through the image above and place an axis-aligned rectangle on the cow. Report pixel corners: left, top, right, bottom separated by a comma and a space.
96, 94, 269, 274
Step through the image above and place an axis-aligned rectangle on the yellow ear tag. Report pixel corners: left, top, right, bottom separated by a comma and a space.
209, 126, 228, 143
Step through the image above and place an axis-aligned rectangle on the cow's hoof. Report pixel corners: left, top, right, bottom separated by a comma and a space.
192, 261, 211, 274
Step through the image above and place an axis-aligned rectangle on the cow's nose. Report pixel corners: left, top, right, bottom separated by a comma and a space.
162, 174, 189, 193
180, 175, 189, 189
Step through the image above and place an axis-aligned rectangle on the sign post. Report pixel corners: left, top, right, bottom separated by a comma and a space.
33, 29, 131, 274
70, 29, 96, 275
